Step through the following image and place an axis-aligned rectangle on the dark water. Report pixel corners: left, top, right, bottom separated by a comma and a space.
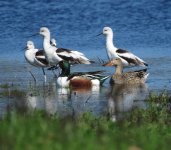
0, 0, 171, 119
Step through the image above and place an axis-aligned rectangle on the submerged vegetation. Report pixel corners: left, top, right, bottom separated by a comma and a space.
0, 92, 170, 150
0, 84, 26, 98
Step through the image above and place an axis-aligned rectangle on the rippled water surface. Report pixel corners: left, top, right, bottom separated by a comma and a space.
0, 0, 171, 118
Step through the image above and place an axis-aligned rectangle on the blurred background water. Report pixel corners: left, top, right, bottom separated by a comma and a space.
0, 0, 171, 118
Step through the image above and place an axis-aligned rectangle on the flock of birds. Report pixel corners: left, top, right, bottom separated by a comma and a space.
25, 26, 149, 88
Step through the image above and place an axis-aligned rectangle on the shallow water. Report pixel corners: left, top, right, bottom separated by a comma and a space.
0, 82, 149, 120
0, 0, 171, 118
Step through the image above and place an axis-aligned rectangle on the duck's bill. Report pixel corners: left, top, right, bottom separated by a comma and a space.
102, 61, 113, 66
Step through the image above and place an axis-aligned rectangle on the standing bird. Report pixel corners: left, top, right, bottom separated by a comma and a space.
57, 60, 110, 88
39, 27, 91, 66
103, 58, 149, 84
50, 38, 57, 47
98, 27, 148, 67
24, 41, 55, 82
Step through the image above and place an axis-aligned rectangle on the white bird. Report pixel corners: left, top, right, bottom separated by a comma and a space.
24, 41, 56, 82
99, 27, 148, 67
39, 27, 91, 66
50, 38, 57, 47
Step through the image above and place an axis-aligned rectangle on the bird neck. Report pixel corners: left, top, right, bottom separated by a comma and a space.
43, 35, 51, 51
26, 48, 35, 54
60, 69, 70, 77
115, 65, 123, 75
60, 62, 71, 77
31, 45, 35, 49
106, 33, 117, 51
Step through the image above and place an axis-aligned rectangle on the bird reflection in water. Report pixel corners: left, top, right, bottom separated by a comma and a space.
107, 83, 149, 121
25, 82, 106, 118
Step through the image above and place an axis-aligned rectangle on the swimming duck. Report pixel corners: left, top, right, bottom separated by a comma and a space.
57, 60, 110, 88
98, 27, 148, 67
103, 58, 149, 84
39, 27, 91, 66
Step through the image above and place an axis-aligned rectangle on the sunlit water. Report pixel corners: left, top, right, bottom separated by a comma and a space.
0, 0, 171, 119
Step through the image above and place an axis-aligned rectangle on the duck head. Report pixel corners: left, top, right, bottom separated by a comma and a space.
103, 58, 122, 67
58, 61, 70, 76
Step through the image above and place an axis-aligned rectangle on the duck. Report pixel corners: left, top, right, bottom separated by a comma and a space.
98, 27, 148, 67
56, 60, 110, 88
103, 58, 149, 84
39, 27, 91, 66
24, 41, 57, 82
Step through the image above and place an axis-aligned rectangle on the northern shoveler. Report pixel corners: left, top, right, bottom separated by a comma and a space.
103, 58, 149, 84
57, 60, 110, 88
39, 27, 91, 66
98, 27, 148, 67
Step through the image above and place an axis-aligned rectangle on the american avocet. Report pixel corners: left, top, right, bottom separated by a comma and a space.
103, 58, 149, 84
50, 38, 57, 47
39, 27, 91, 66
24, 41, 56, 82
57, 60, 110, 88
98, 27, 148, 67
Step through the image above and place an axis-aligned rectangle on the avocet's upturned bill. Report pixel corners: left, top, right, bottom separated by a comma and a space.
99, 27, 148, 67
39, 27, 91, 66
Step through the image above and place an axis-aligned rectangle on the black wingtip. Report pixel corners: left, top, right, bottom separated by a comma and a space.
144, 63, 148, 66
143, 68, 147, 72
90, 60, 95, 63
134, 68, 147, 73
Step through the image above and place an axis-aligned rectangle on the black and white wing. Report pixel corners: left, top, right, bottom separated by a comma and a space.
116, 49, 148, 67
35, 50, 48, 66
56, 48, 91, 64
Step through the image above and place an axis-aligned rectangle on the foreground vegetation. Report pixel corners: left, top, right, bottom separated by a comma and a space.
0, 90, 171, 150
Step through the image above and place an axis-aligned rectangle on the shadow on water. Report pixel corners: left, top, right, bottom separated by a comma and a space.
0, 80, 149, 120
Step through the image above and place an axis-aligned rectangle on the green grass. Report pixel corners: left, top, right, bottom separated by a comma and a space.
0, 93, 171, 150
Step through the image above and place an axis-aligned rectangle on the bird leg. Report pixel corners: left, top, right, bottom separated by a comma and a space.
42, 68, 47, 83
28, 70, 37, 84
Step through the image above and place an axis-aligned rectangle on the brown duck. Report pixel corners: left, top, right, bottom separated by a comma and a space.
103, 58, 149, 84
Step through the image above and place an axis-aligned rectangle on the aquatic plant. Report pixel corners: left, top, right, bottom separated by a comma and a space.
0, 89, 26, 98
0, 99, 170, 150
0, 83, 10, 89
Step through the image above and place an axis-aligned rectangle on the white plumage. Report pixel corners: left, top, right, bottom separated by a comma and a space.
50, 38, 57, 47
57, 77, 70, 88
24, 41, 48, 82
102, 27, 148, 67
39, 27, 91, 66
24, 41, 56, 82
24, 41, 47, 67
